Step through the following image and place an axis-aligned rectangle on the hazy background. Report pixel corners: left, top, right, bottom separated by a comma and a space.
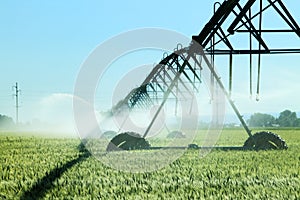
1, 0, 300, 135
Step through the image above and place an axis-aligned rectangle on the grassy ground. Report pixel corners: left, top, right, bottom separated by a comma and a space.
0, 128, 299, 199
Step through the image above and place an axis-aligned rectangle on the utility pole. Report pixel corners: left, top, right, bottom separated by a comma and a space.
13, 82, 21, 124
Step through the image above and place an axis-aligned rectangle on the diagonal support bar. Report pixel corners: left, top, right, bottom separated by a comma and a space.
228, 0, 257, 34
143, 55, 191, 138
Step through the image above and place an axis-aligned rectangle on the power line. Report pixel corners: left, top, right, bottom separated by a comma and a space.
13, 82, 21, 124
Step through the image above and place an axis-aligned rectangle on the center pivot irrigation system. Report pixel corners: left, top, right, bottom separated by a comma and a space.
104, 0, 300, 151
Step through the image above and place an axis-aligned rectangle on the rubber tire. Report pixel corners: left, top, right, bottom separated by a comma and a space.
106, 132, 150, 151
167, 131, 186, 138
101, 131, 117, 139
188, 143, 199, 149
243, 131, 288, 150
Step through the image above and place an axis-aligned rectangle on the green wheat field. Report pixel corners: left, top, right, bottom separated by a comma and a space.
0, 128, 299, 199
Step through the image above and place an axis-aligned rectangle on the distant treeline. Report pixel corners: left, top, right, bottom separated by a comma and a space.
0, 114, 14, 129
2, 110, 299, 130
247, 109, 300, 127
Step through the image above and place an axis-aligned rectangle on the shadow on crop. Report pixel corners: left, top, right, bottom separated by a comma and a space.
20, 144, 91, 200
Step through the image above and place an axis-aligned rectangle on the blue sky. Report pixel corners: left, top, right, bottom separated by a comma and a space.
1, 0, 300, 126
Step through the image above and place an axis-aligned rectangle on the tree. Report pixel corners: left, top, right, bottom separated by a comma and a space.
248, 113, 276, 127
0, 114, 14, 129
277, 109, 299, 127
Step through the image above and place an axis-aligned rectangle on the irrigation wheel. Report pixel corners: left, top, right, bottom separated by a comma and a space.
243, 131, 288, 150
167, 130, 186, 138
106, 132, 151, 151
101, 130, 117, 139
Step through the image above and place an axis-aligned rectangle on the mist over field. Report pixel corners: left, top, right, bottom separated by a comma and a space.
0, 93, 77, 137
